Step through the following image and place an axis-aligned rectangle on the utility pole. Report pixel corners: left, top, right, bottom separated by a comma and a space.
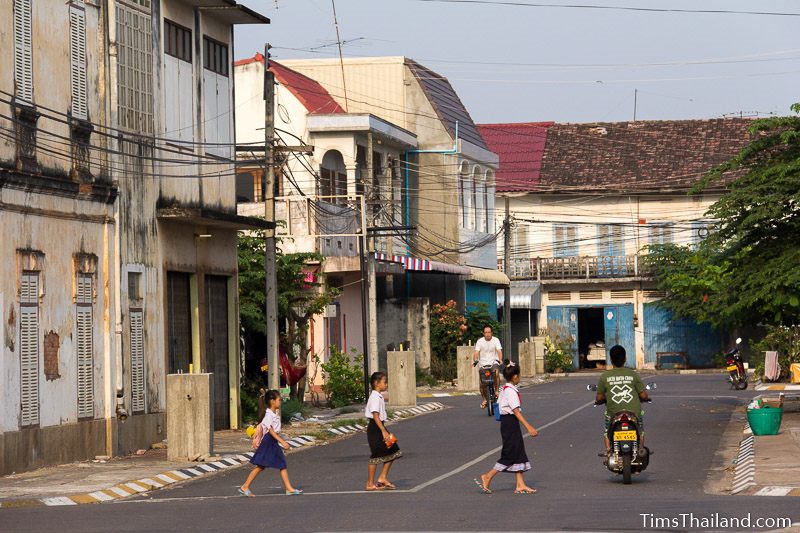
633, 88, 638, 122
264, 44, 280, 390
503, 196, 512, 361
366, 132, 379, 375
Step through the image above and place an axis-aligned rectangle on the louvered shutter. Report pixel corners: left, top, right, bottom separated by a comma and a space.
13, 0, 34, 103
76, 274, 94, 419
130, 310, 146, 413
69, 4, 88, 120
20, 272, 40, 427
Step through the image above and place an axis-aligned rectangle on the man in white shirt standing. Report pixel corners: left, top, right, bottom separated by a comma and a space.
473, 325, 503, 410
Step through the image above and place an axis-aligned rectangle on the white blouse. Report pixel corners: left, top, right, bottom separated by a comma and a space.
260, 408, 281, 433
498, 384, 521, 415
365, 390, 387, 422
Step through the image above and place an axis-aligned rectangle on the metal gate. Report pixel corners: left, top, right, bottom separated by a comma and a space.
205, 275, 230, 430
167, 272, 192, 374
603, 304, 636, 368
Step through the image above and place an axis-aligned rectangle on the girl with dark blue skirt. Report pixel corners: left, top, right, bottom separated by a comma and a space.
239, 390, 303, 497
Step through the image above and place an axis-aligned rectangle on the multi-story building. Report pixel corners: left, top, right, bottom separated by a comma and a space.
1, 0, 269, 475
480, 119, 755, 369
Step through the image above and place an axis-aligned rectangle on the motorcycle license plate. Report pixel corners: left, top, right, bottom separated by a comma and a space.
614, 430, 637, 441
726, 365, 738, 371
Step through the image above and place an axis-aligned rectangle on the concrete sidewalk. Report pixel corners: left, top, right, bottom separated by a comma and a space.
733, 396, 800, 497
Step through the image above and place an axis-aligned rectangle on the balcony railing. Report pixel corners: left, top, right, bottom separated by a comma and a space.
499, 255, 652, 281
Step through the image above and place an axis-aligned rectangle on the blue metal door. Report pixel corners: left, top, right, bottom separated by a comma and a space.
546, 305, 579, 369
643, 304, 720, 367
604, 304, 636, 368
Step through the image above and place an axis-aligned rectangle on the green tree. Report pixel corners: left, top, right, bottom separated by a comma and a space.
647, 104, 800, 327
238, 232, 339, 403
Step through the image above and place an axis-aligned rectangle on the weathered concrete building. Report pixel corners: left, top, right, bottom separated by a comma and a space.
480, 119, 755, 369
1, 0, 269, 475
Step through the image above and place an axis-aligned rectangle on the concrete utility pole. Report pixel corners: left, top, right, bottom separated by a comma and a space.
503, 196, 512, 360
264, 44, 280, 390
366, 132, 379, 374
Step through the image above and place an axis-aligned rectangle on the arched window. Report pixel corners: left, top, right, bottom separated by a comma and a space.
459, 161, 471, 228
485, 170, 495, 233
320, 150, 347, 203
473, 166, 483, 231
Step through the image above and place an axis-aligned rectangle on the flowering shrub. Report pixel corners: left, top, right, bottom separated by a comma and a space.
543, 322, 575, 372
430, 300, 467, 380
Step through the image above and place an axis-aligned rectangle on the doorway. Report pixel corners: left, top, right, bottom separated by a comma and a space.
577, 307, 605, 369
166, 272, 192, 374
205, 275, 230, 430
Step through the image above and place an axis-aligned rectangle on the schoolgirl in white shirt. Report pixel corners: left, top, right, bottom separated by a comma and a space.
365, 371, 402, 491
475, 361, 539, 494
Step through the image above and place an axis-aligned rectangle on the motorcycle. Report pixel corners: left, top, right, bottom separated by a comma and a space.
725, 337, 748, 390
587, 382, 656, 485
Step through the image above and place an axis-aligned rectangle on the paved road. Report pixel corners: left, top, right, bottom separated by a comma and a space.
2, 375, 799, 532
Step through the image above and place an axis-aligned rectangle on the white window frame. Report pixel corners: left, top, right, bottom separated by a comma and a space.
76, 273, 94, 419
69, 3, 88, 120
20, 271, 40, 427
13, 0, 34, 103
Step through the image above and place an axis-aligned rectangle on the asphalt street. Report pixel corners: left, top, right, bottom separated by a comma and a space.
2, 374, 798, 532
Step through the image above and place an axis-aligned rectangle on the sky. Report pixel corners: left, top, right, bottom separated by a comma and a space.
235, 0, 800, 124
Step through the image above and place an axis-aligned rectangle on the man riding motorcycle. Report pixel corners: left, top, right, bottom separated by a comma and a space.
595, 345, 649, 454
473, 325, 503, 410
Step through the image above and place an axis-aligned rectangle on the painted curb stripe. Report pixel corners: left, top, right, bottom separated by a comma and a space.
210, 461, 228, 469
222, 458, 238, 466
197, 465, 215, 473
41, 496, 78, 506
138, 478, 163, 488
183, 468, 202, 476
156, 474, 179, 484
89, 491, 116, 502
755, 486, 795, 496
169, 470, 191, 480
235, 454, 249, 462
68, 494, 101, 504
124, 482, 148, 493
109, 486, 134, 497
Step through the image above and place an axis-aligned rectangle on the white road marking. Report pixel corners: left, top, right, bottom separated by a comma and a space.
408, 400, 595, 493
41, 496, 78, 506
754, 486, 795, 496
89, 491, 115, 502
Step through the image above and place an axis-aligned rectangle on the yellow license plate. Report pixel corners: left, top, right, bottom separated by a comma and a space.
614, 430, 637, 441
727, 365, 738, 371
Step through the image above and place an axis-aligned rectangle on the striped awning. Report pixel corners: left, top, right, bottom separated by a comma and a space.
374, 253, 470, 275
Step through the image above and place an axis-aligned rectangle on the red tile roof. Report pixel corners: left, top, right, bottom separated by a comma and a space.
234, 54, 345, 114
477, 122, 553, 192
479, 118, 756, 193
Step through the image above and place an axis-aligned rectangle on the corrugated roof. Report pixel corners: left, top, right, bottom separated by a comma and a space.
478, 122, 553, 192
405, 59, 488, 150
234, 54, 345, 114
480, 118, 756, 193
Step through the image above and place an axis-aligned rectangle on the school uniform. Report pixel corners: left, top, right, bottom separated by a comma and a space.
494, 383, 531, 473
365, 390, 402, 464
250, 409, 287, 470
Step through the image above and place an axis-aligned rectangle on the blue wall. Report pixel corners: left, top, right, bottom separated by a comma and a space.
643, 304, 721, 368
465, 281, 498, 318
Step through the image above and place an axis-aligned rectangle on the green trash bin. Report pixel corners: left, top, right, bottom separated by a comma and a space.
747, 406, 783, 436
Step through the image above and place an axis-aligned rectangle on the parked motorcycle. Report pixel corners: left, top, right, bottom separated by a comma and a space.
726, 338, 748, 390
587, 382, 656, 484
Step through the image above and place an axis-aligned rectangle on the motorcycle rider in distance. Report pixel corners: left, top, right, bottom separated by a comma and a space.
473, 325, 503, 410
595, 345, 649, 455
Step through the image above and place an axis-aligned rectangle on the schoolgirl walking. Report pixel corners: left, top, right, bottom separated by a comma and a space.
365, 372, 403, 491
475, 360, 538, 494
239, 390, 303, 497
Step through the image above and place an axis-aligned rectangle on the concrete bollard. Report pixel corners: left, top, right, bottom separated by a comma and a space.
387, 350, 417, 408
167, 373, 214, 461
456, 345, 480, 391
518, 340, 535, 377
532, 336, 546, 375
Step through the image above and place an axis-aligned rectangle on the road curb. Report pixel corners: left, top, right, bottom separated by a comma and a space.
0, 402, 446, 509
731, 423, 755, 494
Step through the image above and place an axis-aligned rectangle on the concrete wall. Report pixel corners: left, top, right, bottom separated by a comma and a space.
377, 298, 430, 371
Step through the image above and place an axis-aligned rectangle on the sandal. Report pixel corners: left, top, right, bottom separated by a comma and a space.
473, 478, 492, 494
514, 488, 538, 494
480, 401, 487, 409
365, 485, 385, 491
238, 488, 255, 498
376, 481, 396, 490
285, 489, 304, 495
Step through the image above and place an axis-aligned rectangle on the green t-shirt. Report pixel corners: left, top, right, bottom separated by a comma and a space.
597, 367, 646, 416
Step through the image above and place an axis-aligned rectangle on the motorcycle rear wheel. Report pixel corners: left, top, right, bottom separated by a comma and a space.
735, 379, 748, 390
622, 455, 632, 485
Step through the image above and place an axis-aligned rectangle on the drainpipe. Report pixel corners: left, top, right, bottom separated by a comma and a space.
402, 122, 460, 297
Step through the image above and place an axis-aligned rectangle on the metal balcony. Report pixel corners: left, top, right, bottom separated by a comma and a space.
498, 255, 652, 281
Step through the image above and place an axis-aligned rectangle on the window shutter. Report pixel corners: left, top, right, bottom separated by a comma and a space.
76, 274, 93, 419
13, 0, 34, 103
130, 310, 146, 413
20, 272, 40, 427
69, 4, 88, 120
